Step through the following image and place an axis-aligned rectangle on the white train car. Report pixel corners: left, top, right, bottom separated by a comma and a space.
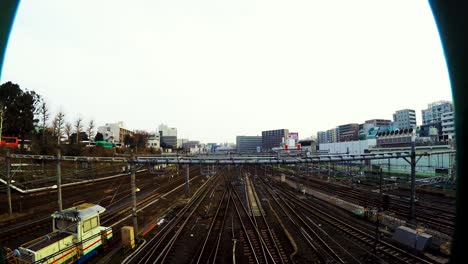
14, 203, 112, 264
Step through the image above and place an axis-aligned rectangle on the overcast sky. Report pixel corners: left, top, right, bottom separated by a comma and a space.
1, 0, 453, 143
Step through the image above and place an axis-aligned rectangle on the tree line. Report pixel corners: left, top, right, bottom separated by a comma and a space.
0, 81, 154, 156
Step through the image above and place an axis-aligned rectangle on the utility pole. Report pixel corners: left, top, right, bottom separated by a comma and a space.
57, 148, 62, 211
0, 109, 3, 143
409, 138, 416, 224
185, 165, 190, 197
6, 150, 12, 215
373, 208, 381, 260
130, 153, 139, 241
379, 167, 383, 199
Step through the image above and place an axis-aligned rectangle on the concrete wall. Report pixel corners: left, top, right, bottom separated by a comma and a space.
319, 139, 377, 154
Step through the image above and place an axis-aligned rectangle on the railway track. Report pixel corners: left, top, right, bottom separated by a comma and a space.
277, 168, 455, 235
192, 186, 230, 264
260, 182, 353, 263
245, 174, 288, 264
0, 168, 190, 248
269, 180, 434, 264
230, 183, 276, 264
124, 171, 220, 263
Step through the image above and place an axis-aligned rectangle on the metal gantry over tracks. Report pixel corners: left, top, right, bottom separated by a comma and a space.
3, 150, 455, 236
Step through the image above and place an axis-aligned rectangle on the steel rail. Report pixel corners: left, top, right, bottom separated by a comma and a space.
276, 185, 433, 264
126, 171, 220, 264
229, 185, 261, 264
248, 174, 286, 264
194, 188, 229, 264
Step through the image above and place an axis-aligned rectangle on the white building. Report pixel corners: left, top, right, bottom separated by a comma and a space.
147, 134, 161, 149
158, 124, 178, 149
158, 124, 177, 137
97, 122, 133, 144
441, 111, 455, 140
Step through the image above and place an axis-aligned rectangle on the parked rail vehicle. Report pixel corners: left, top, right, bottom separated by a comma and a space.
13, 203, 112, 264
0, 136, 19, 148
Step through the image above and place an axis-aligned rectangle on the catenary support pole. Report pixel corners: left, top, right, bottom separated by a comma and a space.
6, 150, 12, 215
130, 155, 139, 241
410, 139, 416, 224
57, 148, 62, 211
185, 165, 190, 197
379, 167, 383, 198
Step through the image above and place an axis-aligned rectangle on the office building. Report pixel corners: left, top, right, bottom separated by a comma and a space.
158, 123, 178, 149
262, 129, 289, 151
337, 123, 359, 142
236, 136, 262, 153
393, 109, 417, 129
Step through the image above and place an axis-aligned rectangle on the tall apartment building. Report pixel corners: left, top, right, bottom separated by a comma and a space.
262, 129, 289, 151
326, 128, 338, 143
393, 109, 417, 129
337, 123, 359, 142
422, 101, 453, 125
441, 111, 455, 140
236, 136, 262, 153
97, 121, 134, 144
317, 131, 328, 144
317, 128, 338, 144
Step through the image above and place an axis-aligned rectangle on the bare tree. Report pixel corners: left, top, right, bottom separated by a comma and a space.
64, 122, 72, 143
87, 119, 95, 142
51, 117, 58, 138
55, 111, 65, 145
74, 117, 83, 144
39, 101, 49, 145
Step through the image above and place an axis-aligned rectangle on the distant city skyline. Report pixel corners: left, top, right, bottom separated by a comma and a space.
0, 1, 453, 143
